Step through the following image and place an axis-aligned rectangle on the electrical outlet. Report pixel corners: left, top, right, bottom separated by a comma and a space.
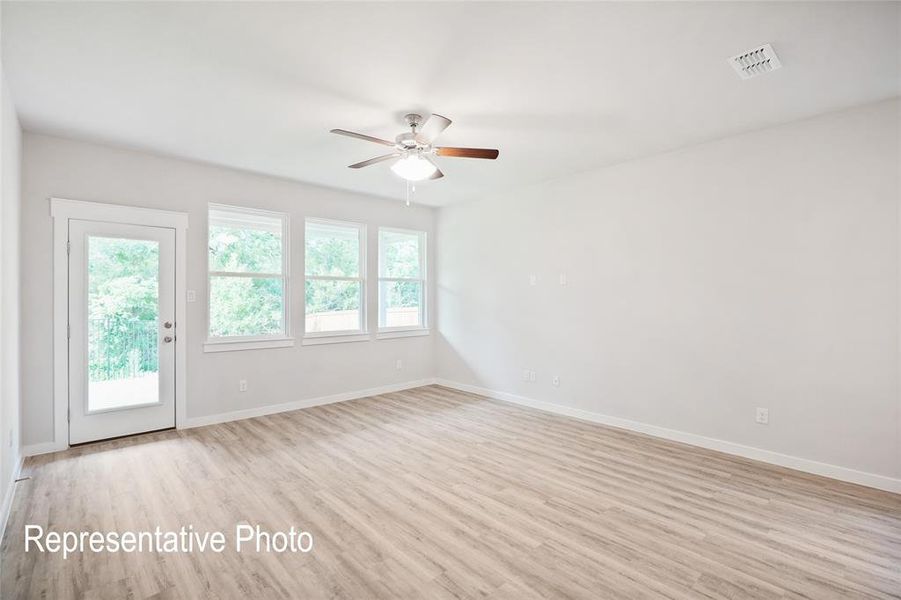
559, 273, 567, 286
552, 375, 560, 387
395, 359, 403, 370
529, 274, 537, 286
239, 379, 248, 392
522, 370, 531, 381
755, 407, 769, 425
186, 290, 197, 303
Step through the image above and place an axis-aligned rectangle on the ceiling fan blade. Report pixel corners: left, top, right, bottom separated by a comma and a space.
426, 156, 444, 179
415, 113, 452, 144
435, 147, 499, 159
348, 153, 399, 169
331, 129, 396, 147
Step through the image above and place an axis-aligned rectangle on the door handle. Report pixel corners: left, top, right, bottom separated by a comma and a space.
163, 336, 174, 343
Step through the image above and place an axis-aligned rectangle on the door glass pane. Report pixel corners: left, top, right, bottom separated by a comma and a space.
88, 236, 161, 412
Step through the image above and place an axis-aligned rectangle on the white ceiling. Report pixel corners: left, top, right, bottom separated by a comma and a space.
2, 2, 899, 206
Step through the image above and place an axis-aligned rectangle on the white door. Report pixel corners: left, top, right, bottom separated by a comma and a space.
68, 219, 176, 444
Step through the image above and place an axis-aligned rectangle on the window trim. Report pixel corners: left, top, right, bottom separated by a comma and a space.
203, 337, 295, 353
303, 217, 368, 339
378, 227, 428, 333
376, 328, 430, 340
204, 203, 292, 351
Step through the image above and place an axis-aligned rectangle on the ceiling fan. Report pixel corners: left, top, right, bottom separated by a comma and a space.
330, 113, 499, 181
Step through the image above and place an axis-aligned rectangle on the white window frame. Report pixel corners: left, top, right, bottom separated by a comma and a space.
303, 218, 368, 345
377, 227, 428, 337
204, 204, 292, 353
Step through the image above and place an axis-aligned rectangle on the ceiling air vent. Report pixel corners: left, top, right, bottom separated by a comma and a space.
729, 43, 782, 80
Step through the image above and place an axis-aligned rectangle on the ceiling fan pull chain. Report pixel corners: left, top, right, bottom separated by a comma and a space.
405, 181, 416, 207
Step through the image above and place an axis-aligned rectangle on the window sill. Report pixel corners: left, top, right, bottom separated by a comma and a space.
302, 332, 371, 346
203, 337, 295, 353
376, 328, 430, 340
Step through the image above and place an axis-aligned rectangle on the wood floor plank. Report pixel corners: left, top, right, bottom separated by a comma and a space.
2, 385, 900, 599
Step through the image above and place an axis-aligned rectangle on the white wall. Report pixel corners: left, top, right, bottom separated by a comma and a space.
437, 99, 901, 482
20, 133, 436, 447
16, 99, 901, 491
1, 67, 23, 516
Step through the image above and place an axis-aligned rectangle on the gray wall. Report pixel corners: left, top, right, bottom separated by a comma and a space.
436, 99, 901, 479
20, 133, 436, 446
1, 67, 22, 508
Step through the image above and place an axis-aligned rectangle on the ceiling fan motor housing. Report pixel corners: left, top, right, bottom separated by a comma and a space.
395, 131, 421, 149
404, 113, 424, 129
399, 114, 427, 149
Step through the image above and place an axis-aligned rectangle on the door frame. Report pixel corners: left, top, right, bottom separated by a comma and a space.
51, 198, 189, 451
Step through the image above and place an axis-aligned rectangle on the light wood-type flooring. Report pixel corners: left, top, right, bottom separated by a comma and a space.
2, 385, 900, 599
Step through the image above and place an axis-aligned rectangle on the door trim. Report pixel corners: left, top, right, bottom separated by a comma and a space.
51, 198, 189, 452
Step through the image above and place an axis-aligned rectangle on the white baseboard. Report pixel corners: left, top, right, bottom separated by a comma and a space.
435, 379, 901, 494
183, 378, 438, 429
1, 453, 24, 542
22, 441, 68, 457
21, 380, 439, 454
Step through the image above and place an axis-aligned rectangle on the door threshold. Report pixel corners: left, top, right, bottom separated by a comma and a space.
69, 427, 176, 448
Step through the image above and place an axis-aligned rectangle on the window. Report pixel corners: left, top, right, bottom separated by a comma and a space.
379, 228, 426, 330
207, 205, 289, 347
304, 219, 366, 335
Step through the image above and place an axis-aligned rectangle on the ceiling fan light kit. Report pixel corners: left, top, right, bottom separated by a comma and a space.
331, 112, 499, 184
390, 154, 438, 181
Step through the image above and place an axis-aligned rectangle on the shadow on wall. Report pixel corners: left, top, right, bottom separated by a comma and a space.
435, 280, 554, 391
